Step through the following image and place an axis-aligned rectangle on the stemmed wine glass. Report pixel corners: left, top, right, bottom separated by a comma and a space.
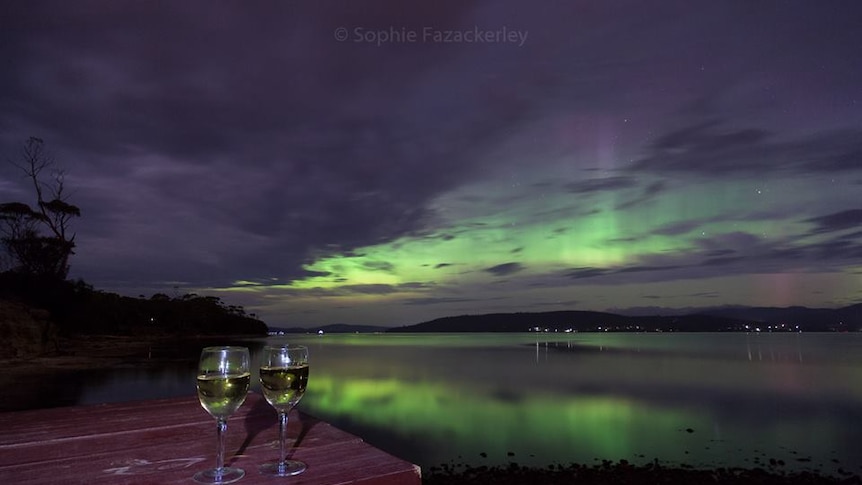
258, 344, 310, 476
194, 346, 251, 484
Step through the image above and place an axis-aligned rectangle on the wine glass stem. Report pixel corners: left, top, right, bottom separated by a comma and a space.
216, 417, 228, 475
278, 411, 289, 473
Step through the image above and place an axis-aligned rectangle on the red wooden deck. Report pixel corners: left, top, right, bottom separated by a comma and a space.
0, 392, 421, 484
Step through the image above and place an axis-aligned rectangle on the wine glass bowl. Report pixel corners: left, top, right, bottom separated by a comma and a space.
193, 346, 250, 484
259, 344, 309, 477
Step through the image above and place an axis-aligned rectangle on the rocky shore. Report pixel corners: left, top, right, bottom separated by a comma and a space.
0, 299, 57, 359
424, 460, 862, 485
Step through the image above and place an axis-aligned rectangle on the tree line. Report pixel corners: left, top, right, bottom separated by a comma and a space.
0, 138, 266, 336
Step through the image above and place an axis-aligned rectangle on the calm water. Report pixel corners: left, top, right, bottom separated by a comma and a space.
57, 333, 862, 474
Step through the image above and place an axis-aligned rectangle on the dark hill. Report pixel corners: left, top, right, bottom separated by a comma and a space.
702, 304, 862, 331
388, 305, 862, 333
0, 272, 268, 336
387, 311, 747, 333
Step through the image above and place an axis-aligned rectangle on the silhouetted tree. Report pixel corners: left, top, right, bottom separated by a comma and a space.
0, 137, 80, 279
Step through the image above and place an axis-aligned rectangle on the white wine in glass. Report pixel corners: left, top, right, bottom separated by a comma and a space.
194, 346, 250, 484
259, 344, 309, 476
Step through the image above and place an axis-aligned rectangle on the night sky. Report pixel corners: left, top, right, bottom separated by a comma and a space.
2, 2, 861, 327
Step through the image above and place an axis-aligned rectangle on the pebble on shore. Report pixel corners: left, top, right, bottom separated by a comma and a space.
423, 460, 862, 485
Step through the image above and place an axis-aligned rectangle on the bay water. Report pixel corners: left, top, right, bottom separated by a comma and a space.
74, 332, 862, 475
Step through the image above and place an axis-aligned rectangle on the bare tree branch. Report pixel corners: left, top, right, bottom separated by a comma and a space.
1, 138, 80, 278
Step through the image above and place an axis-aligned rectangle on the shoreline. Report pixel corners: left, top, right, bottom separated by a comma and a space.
0, 334, 256, 413
424, 460, 862, 484
2, 333, 261, 365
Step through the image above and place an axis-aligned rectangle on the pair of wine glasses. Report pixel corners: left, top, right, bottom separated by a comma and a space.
193, 344, 309, 484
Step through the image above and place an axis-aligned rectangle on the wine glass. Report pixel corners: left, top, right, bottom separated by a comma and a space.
194, 346, 251, 484
258, 344, 310, 476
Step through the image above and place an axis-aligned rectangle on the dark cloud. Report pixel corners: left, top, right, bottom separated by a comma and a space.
607, 237, 641, 243
0, 0, 547, 288
654, 120, 769, 152
699, 256, 745, 267
532, 299, 579, 308
399, 282, 434, 290
616, 264, 685, 274
688, 292, 720, 298
798, 131, 862, 173
693, 232, 761, 253
404, 297, 478, 306
263, 282, 425, 297
566, 267, 612, 279
282, 269, 331, 280
838, 230, 862, 241
558, 229, 862, 286
652, 221, 701, 236
803, 239, 862, 261
632, 121, 862, 177
630, 120, 773, 175
615, 181, 668, 210
362, 261, 396, 273
2, 1, 861, 323
485, 262, 525, 276
806, 209, 862, 234
565, 177, 639, 194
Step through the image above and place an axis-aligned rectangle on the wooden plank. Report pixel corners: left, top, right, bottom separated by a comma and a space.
0, 395, 225, 444
1, 439, 420, 484
0, 394, 255, 465
0, 395, 355, 466
0, 394, 421, 485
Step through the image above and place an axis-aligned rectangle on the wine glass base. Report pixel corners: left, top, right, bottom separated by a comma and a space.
259, 460, 307, 476
193, 467, 245, 484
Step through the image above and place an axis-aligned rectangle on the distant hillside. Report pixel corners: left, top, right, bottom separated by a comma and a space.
388, 311, 622, 333
271, 323, 389, 334
388, 305, 862, 333
702, 304, 862, 331
387, 311, 746, 333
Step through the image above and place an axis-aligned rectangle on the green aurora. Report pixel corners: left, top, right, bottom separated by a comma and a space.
217, 171, 861, 326
6, 3, 860, 328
